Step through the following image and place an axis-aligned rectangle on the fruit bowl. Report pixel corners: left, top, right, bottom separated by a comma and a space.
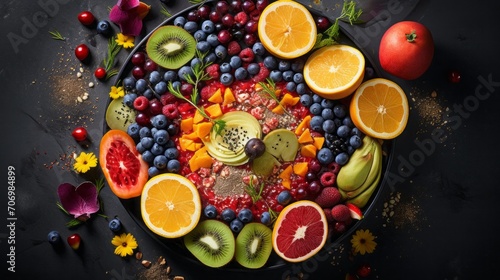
105, 0, 394, 272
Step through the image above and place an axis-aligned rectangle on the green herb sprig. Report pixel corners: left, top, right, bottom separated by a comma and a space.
257, 78, 292, 116
167, 50, 226, 135
102, 36, 122, 80
49, 30, 66, 41
160, 5, 172, 17
314, 0, 363, 49
244, 177, 278, 224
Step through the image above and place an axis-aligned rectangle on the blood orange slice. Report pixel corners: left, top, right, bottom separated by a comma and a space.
272, 200, 328, 262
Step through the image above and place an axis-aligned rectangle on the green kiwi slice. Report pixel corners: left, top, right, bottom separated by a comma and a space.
146, 25, 196, 70
235, 222, 273, 269
183, 220, 235, 268
105, 97, 136, 131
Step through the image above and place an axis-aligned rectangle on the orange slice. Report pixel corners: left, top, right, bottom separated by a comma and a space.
350, 78, 409, 139
140, 173, 202, 238
272, 200, 328, 262
257, 0, 316, 59
303, 44, 365, 99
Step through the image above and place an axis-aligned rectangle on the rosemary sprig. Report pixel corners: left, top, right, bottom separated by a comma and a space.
245, 177, 265, 203
103, 36, 122, 79
313, 0, 363, 49
257, 78, 292, 116
160, 5, 172, 17
49, 30, 66, 41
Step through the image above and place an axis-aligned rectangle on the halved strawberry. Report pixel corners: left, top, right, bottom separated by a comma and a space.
346, 202, 363, 220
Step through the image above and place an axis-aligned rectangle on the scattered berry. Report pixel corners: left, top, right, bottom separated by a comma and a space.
75, 44, 90, 61
47, 230, 61, 244
67, 233, 81, 250
96, 20, 113, 36
356, 263, 372, 278
72, 126, 88, 142
449, 70, 461, 83
94, 67, 107, 79
108, 218, 122, 232
330, 204, 351, 222
78, 11, 95, 26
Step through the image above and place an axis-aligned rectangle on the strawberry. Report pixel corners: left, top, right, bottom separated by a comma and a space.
330, 204, 351, 222
67, 233, 81, 250
346, 202, 363, 220
314, 187, 342, 208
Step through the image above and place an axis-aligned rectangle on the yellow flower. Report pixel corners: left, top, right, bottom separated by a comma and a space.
73, 152, 98, 173
109, 86, 125, 99
111, 233, 138, 257
115, 33, 135, 49
351, 229, 377, 255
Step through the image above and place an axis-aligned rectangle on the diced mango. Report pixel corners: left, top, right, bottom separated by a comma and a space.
293, 162, 309, 177
180, 117, 194, 133
279, 165, 293, 189
208, 88, 223, 103
223, 87, 236, 105
271, 104, 284, 115
194, 122, 213, 140
189, 147, 213, 171
300, 144, 317, 158
193, 110, 205, 124
312, 136, 325, 150
298, 128, 314, 144
295, 115, 311, 135
179, 137, 194, 151
280, 93, 300, 106
183, 131, 199, 140
205, 103, 223, 118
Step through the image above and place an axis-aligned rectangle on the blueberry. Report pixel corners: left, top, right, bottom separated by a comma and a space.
282, 70, 294, 82
148, 166, 161, 177
291, 58, 305, 72
206, 33, 220, 46
252, 42, 266, 56
154, 155, 168, 169
230, 218, 243, 233
204, 52, 217, 64
343, 116, 354, 128
204, 205, 217, 218
143, 89, 154, 100
293, 73, 304, 84
322, 119, 336, 134
337, 125, 351, 138
220, 73, 234, 86
349, 135, 362, 148
237, 208, 253, 223
108, 218, 122, 232
260, 211, 271, 225
310, 116, 324, 132
123, 77, 136, 90
278, 60, 291, 71
235, 67, 248, 80
142, 150, 154, 163
96, 20, 112, 36
309, 103, 323, 115
193, 30, 207, 41
286, 81, 296, 92
300, 94, 312, 107
136, 142, 146, 153
139, 127, 152, 138
173, 16, 186, 27
333, 104, 347, 118
164, 139, 176, 148
335, 152, 349, 165
123, 93, 137, 108
269, 70, 282, 82
178, 66, 194, 81
47, 230, 61, 244
220, 62, 232, 73
247, 63, 260, 75
139, 137, 155, 150
201, 20, 215, 33
155, 81, 168, 94
167, 124, 179, 136
166, 159, 181, 173
317, 148, 334, 165
151, 127, 158, 136
215, 45, 227, 60
154, 129, 169, 145
190, 58, 202, 69
135, 79, 148, 92
149, 71, 161, 84
321, 99, 335, 109
229, 56, 242, 69
163, 70, 177, 82
277, 190, 292, 205
127, 123, 141, 139
183, 21, 198, 33
196, 40, 211, 53
351, 127, 364, 137
296, 83, 307, 95
151, 143, 165, 156
151, 114, 168, 129
321, 108, 334, 120
171, 80, 181, 91
221, 208, 236, 222
263, 56, 278, 69
164, 147, 179, 159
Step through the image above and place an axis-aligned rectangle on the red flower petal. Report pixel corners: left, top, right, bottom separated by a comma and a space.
117, 0, 140, 11
109, 5, 143, 36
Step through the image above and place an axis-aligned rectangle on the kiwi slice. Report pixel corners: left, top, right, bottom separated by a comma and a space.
183, 220, 235, 268
146, 25, 196, 70
105, 97, 136, 131
235, 222, 273, 269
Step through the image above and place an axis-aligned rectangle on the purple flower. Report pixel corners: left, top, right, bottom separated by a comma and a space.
58, 182, 100, 221
109, 0, 150, 37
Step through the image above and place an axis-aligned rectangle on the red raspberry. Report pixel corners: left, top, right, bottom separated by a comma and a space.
314, 187, 341, 208
160, 93, 176, 105
239, 47, 255, 63
162, 104, 179, 119
320, 171, 336, 187
234, 11, 249, 25
133, 96, 149, 111
330, 204, 351, 222
251, 62, 269, 83
205, 64, 220, 80
227, 41, 242, 56
328, 162, 341, 174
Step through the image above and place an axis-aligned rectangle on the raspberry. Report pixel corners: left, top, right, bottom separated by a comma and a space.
320, 171, 336, 187
160, 93, 176, 106
328, 162, 341, 174
227, 41, 242, 56
162, 104, 179, 119
239, 47, 255, 63
314, 187, 341, 208
205, 64, 220, 80
330, 204, 351, 222
251, 62, 269, 83
133, 96, 149, 111
234, 11, 249, 25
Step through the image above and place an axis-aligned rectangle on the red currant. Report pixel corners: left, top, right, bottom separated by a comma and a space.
77, 11, 95, 26
132, 66, 146, 79
316, 16, 330, 31
356, 263, 372, 278
131, 52, 146, 66
94, 67, 106, 79
144, 59, 158, 72
449, 70, 461, 83
197, 5, 211, 19
72, 126, 88, 141
75, 44, 90, 61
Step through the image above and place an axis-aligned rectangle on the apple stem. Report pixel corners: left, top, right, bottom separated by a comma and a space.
406, 30, 418, 42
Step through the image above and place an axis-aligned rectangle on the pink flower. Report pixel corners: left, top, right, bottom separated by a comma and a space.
57, 182, 100, 221
109, 0, 150, 36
